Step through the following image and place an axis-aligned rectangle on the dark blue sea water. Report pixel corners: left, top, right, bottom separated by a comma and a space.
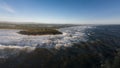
0, 25, 120, 68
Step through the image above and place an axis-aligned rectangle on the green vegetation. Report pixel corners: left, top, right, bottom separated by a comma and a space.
18, 28, 62, 35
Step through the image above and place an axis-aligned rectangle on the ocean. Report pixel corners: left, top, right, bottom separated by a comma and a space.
0, 25, 120, 68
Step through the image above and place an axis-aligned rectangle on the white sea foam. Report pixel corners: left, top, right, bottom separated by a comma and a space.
0, 44, 35, 58
0, 26, 93, 48
0, 26, 94, 58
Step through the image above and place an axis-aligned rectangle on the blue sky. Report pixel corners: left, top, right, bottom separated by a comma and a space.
0, 0, 120, 24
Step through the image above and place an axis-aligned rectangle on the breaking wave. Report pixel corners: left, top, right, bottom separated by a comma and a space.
0, 45, 35, 59
0, 26, 94, 58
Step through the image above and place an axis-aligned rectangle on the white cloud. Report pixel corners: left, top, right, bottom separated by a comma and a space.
0, 2, 15, 13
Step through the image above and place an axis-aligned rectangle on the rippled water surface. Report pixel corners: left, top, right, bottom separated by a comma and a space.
0, 25, 120, 68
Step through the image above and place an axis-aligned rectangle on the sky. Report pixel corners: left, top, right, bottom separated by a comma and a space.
0, 0, 120, 24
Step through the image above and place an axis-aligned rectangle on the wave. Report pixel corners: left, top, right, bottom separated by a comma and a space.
0, 26, 94, 59
0, 44, 35, 58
